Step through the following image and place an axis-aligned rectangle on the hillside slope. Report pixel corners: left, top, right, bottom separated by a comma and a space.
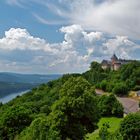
0, 73, 61, 98
0, 72, 61, 84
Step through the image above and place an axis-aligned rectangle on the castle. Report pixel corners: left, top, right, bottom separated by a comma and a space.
101, 54, 133, 71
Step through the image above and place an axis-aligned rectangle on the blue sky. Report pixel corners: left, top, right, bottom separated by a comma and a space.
0, 0, 64, 42
0, 0, 140, 74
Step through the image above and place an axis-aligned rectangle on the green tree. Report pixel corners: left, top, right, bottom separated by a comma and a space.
113, 83, 128, 95
90, 61, 103, 72
40, 105, 50, 115
0, 105, 32, 140
19, 114, 61, 140
48, 77, 100, 140
120, 113, 140, 140
120, 62, 137, 81
100, 80, 108, 91
83, 61, 108, 85
98, 94, 123, 117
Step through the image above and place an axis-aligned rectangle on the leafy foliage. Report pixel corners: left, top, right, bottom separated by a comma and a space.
18, 114, 60, 140
83, 61, 140, 96
98, 94, 123, 117
47, 77, 100, 140
0, 75, 100, 140
0, 60, 139, 139
99, 123, 110, 140
120, 113, 140, 140
83, 62, 108, 85
112, 83, 128, 95
0, 105, 32, 140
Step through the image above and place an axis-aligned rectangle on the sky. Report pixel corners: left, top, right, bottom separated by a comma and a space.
0, 0, 140, 74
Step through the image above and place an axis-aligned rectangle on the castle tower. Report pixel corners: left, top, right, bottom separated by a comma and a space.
111, 54, 118, 70
111, 54, 118, 63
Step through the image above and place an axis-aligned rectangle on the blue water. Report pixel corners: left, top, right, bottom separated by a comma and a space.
0, 90, 29, 104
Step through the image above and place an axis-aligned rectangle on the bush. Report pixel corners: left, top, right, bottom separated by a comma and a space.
100, 80, 108, 91
113, 83, 128, 95
0, 106, 32, 139
120, 113, 140, 140
98, 94, 123, 117
99, 123, 123, 140
95, 83, 100, 89
106, 82, 115, 92
40, 105, 50, 115
18, 115, 60, 140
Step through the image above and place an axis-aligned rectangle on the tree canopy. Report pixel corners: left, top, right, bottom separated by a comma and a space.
0, 60, 139, 139
120, 113, 140, 140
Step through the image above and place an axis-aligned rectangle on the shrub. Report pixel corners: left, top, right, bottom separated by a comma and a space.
113, 83, 128, 95
95, 83, 100, 89
18, 115, 60, 140
100, 80, 108, 91
98, 94, 123, 117
106, 82, 115, 92
0, 106, 32, 139
120, 113, 140, 140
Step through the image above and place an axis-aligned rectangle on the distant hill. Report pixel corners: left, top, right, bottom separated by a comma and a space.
0, 72, 61, 84
0, 73, 61, 98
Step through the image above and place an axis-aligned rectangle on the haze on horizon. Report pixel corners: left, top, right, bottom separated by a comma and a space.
0, 0, 140, 74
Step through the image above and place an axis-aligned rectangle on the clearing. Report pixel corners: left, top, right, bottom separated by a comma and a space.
86, 117, 123, 140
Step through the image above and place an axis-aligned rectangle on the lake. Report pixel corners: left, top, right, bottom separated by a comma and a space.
0, 90, 29, 104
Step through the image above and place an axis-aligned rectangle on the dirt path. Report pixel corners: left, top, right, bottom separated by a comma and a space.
117, 97, 139, 114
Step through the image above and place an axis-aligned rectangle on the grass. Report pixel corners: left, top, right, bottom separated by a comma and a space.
86, 117, 123, 140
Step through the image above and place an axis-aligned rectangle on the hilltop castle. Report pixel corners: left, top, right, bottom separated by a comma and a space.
101, 54, 133, 71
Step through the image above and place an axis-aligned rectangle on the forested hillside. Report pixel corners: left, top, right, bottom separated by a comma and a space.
83, 61, 140, 95
0, 73, 61, 98
0, 61, 139, 140
0, 73, 61, 84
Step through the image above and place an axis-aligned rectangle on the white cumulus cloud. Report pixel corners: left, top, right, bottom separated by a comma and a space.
0, 25, 139, 74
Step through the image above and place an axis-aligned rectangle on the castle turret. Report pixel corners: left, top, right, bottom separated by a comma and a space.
111, 54, 118, 62
111, 54, 118, 70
